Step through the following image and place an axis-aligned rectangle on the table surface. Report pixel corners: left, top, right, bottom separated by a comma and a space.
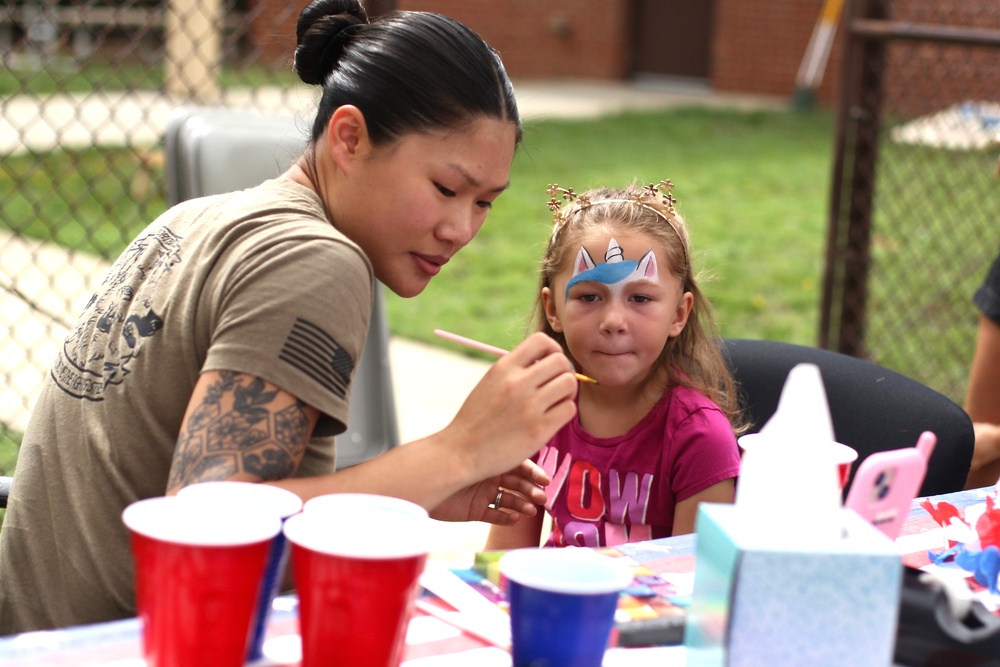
0, 486, 993, 667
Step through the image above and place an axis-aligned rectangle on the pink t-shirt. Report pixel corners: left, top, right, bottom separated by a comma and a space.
536, 384, 740, 548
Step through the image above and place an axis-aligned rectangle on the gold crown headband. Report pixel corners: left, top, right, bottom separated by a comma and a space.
546, 180, 688, 263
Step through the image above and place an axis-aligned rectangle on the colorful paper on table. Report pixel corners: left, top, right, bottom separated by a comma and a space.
429, 537, 699, 647
898, 486, 1000, 614
3, 492, 992, 666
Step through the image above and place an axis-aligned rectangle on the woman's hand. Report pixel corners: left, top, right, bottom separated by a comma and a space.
430, 459, 550, 525
441, 332, 578, 481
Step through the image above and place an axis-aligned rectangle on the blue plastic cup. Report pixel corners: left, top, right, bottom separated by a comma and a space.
499, 548, 633, 667
177, 481, 302, 663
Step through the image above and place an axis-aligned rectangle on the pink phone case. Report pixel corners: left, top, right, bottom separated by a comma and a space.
844, 431, 937, 540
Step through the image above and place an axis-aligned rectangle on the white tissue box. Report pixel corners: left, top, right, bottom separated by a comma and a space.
684, 503, 902, 667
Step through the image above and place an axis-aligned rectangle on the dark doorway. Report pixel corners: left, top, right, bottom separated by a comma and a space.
633, 0, 714, 80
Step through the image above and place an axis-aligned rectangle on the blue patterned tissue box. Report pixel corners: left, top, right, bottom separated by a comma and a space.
684, 504, 902, 667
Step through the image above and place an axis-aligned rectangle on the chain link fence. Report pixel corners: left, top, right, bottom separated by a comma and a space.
821, 0, 1000, 404
2, 0, 998, 482
0, 0, 341, 476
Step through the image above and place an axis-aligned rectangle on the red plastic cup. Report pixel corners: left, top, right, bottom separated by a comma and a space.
283, 496, 431, 667
122, 496, 280, 667
177, 481, 303, 662
303, 492, 429, 519
738, 433, 859, 488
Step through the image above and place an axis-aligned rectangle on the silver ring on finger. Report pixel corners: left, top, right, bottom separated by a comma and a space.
491, 488, 504, 510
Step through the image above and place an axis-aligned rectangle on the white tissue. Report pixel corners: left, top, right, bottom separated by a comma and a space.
734, 363, 844, 544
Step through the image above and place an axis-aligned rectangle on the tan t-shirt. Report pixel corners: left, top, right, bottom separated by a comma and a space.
0, 176, 373, 634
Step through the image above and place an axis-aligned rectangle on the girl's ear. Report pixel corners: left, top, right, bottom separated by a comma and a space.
541, 286, 564, 333
325, 105, 372, 172
669, 291, 695, 338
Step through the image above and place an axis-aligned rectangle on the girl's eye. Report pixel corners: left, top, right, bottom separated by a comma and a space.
435, 183, 456, 197
579, 294, 599, 303
631, 295, 652, 303
476, 200, 493, 210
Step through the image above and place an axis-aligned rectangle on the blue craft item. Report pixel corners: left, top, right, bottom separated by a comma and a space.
927, 542, 963, 565
956, 545, 1000, 595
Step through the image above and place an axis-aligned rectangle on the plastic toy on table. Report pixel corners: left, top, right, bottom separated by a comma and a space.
845, 431, 937, 539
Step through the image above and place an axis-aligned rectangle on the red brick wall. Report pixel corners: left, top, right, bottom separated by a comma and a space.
250, 1, 400, 64
882, 1, 1000, 117
248, 1, 300, 66
406, 0, 846, 102
713, 0, 999, 114
396, 0, 632, 79
712, 0, 845, 106
253, 0, 997, 113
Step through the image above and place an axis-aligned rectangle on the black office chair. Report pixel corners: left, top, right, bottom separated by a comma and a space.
720, 338, 974, 497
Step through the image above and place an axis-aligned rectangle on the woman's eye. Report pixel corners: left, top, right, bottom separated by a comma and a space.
435, 183, 456, 197
476, 200, 493, 210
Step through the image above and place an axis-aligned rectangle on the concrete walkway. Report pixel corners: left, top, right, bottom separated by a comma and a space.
515, 77, 785, 120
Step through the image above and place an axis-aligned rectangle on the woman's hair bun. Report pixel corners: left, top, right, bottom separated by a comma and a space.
294, 0, 369, 86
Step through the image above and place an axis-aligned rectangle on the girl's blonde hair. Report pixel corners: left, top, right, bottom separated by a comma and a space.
535, 182, 747, 433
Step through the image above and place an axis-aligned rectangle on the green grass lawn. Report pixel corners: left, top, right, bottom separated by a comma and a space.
387, 106, 836, 355
0, 104, 837, 483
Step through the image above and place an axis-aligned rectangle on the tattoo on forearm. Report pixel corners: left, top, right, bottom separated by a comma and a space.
168, 372, 311, 490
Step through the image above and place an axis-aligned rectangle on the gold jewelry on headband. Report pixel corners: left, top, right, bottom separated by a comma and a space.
546, 180, 689, 267
547, 180, 677, 228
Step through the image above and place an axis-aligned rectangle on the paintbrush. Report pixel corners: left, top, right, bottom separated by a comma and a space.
433, 329, 598, 384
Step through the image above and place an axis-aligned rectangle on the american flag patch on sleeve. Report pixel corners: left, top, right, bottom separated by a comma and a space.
279, 318, 353, 398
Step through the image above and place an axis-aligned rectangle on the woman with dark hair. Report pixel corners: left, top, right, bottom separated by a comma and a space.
0, 0, 577, 634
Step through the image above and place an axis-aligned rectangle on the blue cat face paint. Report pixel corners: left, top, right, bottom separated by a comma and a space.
565, 238, 658, 300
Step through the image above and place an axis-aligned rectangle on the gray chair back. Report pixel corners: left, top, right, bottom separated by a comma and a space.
165, 106, 399, 470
